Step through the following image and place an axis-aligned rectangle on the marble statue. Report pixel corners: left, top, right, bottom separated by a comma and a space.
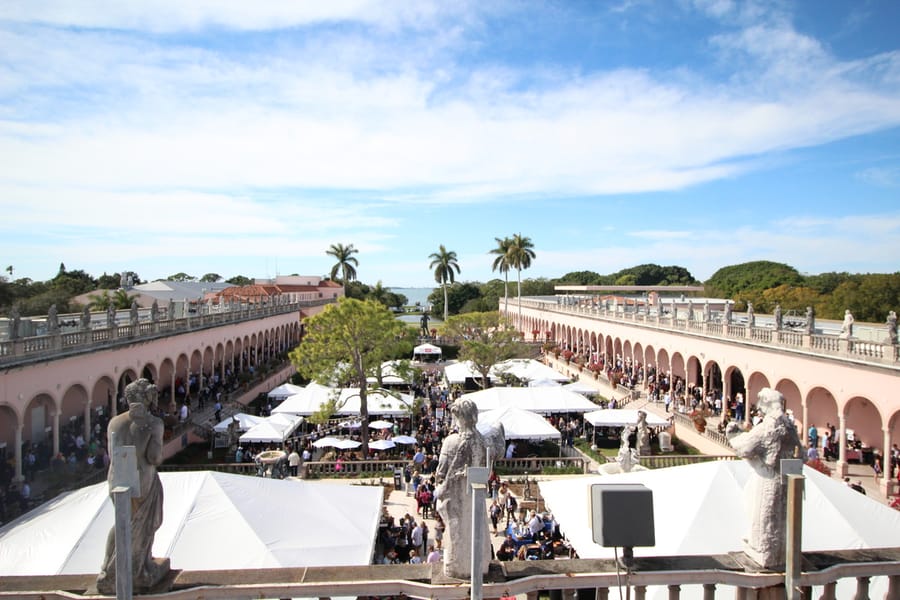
725, 388, 803, 569
805, 306, 815, 335
130, 300, 139, 326
8, 306, 20, 339
636, 410, 651, 457
97, 379, 169, 593
687, 300, 694, 321
48, 304, 59, 333
703, 300, 710, 322
80, 306, 91, 330
887, 311, 898, 345
724, 301, 733, 324
746, 303, 755, 327
106, 304, 116, 328
774, 304, 782, 331
167, 299, 175, 321
840, 310, 854, 338
616, 424, 640, 472
151, 300, 159, 323
434, 398, 503, 578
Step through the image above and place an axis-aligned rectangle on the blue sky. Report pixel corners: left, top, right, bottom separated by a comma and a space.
1, 1, 899, 288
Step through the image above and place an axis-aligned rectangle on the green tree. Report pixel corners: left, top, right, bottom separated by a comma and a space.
226, 275, 253, 286
200, 273, 222, 283
443, 312, 525, 388
612, 264, 699, 286
490, 236, 513, 318
167, 272, 196, 282
326, 242, 359, 296
289, 298, 405, 455
428, 244, 461, 321
96, 272, 120, 289
705, 261, 803, 299
555, 270, 604, 285
88, 288, 136, 311
507, 233, 536, 325
428, 281, 481, 319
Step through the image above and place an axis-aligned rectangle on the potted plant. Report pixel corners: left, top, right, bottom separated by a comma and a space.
562, 349, 573, 363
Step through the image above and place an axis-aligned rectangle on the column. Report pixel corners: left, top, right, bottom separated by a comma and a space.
83, 402, 92, 442
836, 412, 849, 477
52, 411, 60, 457
14, 424, 23, 481
882, 428, 893, 497
801, 402, 809, 447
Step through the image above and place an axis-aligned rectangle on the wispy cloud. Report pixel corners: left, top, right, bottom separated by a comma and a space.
856, 166, 900, 187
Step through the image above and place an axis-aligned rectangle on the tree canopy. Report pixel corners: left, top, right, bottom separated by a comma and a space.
288, 298, 408, 454
442, 311, 525, 388
705, 261, 803, 298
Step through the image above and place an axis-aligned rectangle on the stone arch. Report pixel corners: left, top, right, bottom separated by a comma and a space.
805, 386, 838, 438
773, 379, 803, 428
141, 362, 158, 383
842, 395, 883, 452
703, 360, 723, 397
745, 372, 772, 412
60, 383, 89, 425
24, 392, 57, 447
117, 368, 139, 400
0, 404, 20, 465
670, 352, 686, 390
92, 376, 116, 416
685, 355, 702, 388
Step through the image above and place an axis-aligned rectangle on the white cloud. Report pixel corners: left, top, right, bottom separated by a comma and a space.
856, 166, 900, 187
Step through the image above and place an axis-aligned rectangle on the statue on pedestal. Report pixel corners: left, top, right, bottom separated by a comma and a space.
887, 311, 898, 345
167, 299, 175, 321
774, 304, 782, 331
48, 304, 59, 333
106, 304, 116, 328
746, 303, 755, 327
840, 310, 854, 338
725, 388, 803, 569
636, 410, 651, 457
434, 399, 504, 578
81, 306, 91, 330
805, 306, 815, 335
97, 379, 170, 593
8, 306, 20, 339
130, 300, 139, 327
724, 301, 733, 325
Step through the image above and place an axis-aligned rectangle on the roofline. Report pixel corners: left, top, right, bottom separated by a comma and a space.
554, 285, 706, 292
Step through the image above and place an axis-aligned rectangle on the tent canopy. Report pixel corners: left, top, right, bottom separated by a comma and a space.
583, 409, 671, 428
476, 406, 561, 441
413, 343, 442, 356
444, 358, 569, 385
0, 471, 382, 575
459, 387, 599, 414
273, 385, 414, 417
213, 412, 264, 433
538, 461, 900, 561
238, 413, 303, 443
267, 383, 304, 401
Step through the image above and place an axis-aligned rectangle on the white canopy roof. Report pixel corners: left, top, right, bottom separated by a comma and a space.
273, 384, 413, 417
476, 407, 561, 441
0, 471, 382, 575
213, 412, 265, 433
267, 383, 304, 401
539, 461, 900, 560
460, 386, 599, 414
366, 360, 411, 385
238, 413, 303, 443
563, 381, 600, 396
444, 359, 569, 384
413, 343, 442, 355
583, 409, 671, 428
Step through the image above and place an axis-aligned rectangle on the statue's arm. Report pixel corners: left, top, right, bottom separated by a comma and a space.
145, 418, 165, 467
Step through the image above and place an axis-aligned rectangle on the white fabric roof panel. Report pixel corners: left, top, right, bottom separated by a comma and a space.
583, 409, 671, 428
476, 407, 561, 441
0, 471, 382, 575
460, 387, 599, 414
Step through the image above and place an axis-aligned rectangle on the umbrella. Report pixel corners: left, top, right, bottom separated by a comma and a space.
369, 419, 394, 429
339, 420, 362, 429
334, 439, 362, 450
369, 439, 396, 451
312, 437, 342, 448
393, 435, 418, 445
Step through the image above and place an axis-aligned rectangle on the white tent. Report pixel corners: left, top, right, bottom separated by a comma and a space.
0, 471, 383, 575
238, 413, 303, 443
366, 360, 411, 386
444, 359, 569, 385
213, 412, 265, 433
460, 387, 599, 414
538, 461, 900, 598
273, 385, 413, 417
272, 382, 337, 416
583, 409, 671, 428
267, 382, 304, 402
413, 343, 442, 357
563, 381, 600, 396
476, 407, 561, 441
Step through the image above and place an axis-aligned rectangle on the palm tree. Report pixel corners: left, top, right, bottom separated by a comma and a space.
507, 233, 536, 327
326, 243, 359, 296
428, 245, 461, 321
490, 236, 512, 319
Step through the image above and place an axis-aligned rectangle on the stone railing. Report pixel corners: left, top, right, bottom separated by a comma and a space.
0, 298, 332, 366
672, 411, 730, 449
5, 548, 899, 600
299, 455, 589, 479
639, 453, 737, 469
516, 298, 900, 368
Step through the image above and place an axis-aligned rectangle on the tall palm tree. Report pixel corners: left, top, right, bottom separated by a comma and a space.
508, 233, 536, 328
326, 243, 359, 296
490, 236, 512, 319
428, 245, 461, 321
